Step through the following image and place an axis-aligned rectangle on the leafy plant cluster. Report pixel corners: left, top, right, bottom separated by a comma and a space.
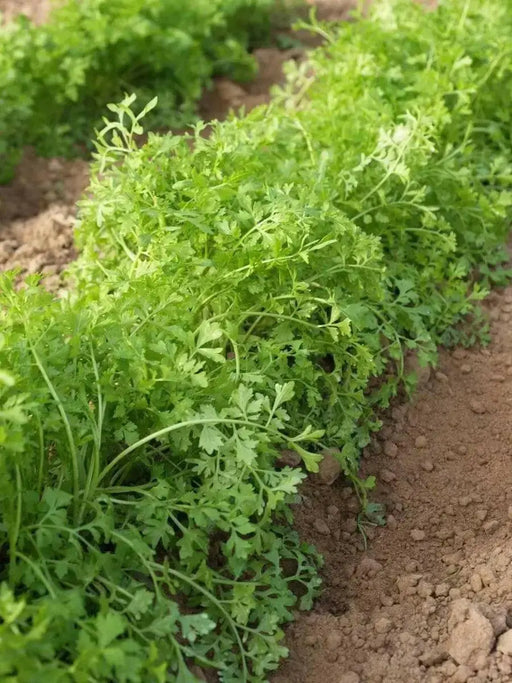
1, 0, 512, 680
0, 0, 285, 183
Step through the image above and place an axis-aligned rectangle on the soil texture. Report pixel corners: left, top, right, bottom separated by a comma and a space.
273, 292, 512, 683
0, 0, 50, 24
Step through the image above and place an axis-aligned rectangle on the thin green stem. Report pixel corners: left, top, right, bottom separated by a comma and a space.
8, 464, 22, 583
36, 413, 45, 494
25, 331, 79, 519
160, 564, 249, 680
15, 551, 57, 598
79, 343, 105, 522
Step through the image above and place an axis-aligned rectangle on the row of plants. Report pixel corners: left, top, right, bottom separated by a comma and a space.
0, 0, 290, 183
1, 0, 512, 680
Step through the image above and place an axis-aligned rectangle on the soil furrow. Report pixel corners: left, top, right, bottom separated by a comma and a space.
274, 291, 512, 682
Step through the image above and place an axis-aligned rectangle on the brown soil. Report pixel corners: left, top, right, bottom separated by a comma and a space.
273, 293, 512, 683
0, 154, 88, 283
0, 151, 89, 225
0, 0, 50, 24
198, 47, 305, 124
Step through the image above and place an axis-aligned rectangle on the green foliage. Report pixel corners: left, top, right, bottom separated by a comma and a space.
1, 0, 512, 679
0, 0, 279, 183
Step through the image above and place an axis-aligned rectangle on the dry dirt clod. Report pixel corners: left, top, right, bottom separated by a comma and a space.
411, 529, 426, 541
476, 509, 488, 522
497, 630, 512, 656
443, 551, 463, 565
383, 440, 398, 458
314, 448, 342, 485
356, 557, 383, 577
469, 574, 483, 593
477, 566, 495, 586
380, 468, 396, 483
477, 605, 508, 637
441, 661, 458, 677
48, 158, 63, 174
458, 496, 472, 507
417, 581, 434, 598
460, 364, 472, 374
450, 664, 473, 682
380, 593, 394, 607
405, 560, 420, 572
343, 518, 358, 534
436, 528, 454, 540
304, 634, 317, 647
419, 648, 448, 666
325, 650, 338, 663
276, 449, 302, 468
397, 574, 422, 594
415, 435, 428, 448
421, 460, 434, 472
338, 673, 360, 683
325, 630, 343, 650
374, 617, 392, 634
435, 583, 450, 597
469, 399, 486, 415
313, 518, 331, 535
446, 600, 495, 668
497, 657, 512, 677
386, 514, 398, 529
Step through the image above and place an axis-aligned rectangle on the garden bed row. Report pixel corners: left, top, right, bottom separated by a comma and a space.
1, 0, 512, 680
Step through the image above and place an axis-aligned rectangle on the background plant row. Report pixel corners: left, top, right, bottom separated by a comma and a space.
0, 0, 287, 183
1, 0, 512, 680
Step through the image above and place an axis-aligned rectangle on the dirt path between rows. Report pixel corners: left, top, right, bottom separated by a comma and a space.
273, 293, 512, 683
